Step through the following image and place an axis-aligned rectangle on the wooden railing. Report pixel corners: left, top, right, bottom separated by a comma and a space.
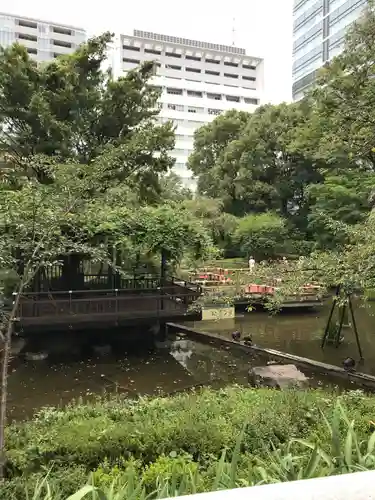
14, 287, 200, 325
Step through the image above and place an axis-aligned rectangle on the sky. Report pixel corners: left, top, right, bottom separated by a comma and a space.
4, 0, 294, 104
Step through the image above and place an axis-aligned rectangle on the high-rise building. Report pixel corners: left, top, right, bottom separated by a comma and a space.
120, 30, 264, 188
0, 12, 86, 62
293, 0, 367, 100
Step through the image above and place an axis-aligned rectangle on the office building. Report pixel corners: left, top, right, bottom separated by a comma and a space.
0, 12, 86, 62
293, 0, 367, 100
120, 30, 264, 188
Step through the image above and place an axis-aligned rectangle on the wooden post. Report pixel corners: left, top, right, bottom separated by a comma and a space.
321, 285, 340, 349
107, 244, 114, 289
335, 304, 346, 348
348, 294, 363, 360
160, 250, 167, 311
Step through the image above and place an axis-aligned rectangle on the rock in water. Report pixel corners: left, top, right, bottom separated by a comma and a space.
24, 351, 48, 361
248, 364, 308, 389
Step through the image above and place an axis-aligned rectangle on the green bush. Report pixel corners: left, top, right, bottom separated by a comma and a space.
3, 387, 375, 499
0, 466, 87, 500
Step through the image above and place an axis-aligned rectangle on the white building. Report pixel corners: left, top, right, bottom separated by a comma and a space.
0, 12, 86, 62
292, 0, 367, 100
120, 30, 264, 188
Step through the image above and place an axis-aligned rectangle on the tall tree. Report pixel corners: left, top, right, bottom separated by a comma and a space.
0, 33, 175, 192
188, 109, 250, 200
299, 1, 375, 168
189, 102, 321, 220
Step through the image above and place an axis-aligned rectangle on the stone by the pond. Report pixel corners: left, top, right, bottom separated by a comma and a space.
248, 364, 308, 389
24, 351, 48, 361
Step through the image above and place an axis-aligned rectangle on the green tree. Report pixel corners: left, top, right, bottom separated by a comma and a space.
234, 212, 288, 260
0, 33, 175, 196
159, 172, 193, 202
182, 197, 239, 255
189, 102, 321, 219
307, 172, 375, 249
188, 110, 250, 201
298, 1, 375, 167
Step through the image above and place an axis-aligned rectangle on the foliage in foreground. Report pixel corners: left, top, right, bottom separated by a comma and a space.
2, 387, 375, 498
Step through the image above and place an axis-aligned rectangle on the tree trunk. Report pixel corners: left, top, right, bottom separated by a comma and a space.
160, 250, 167, 311
0, 291, 21, 479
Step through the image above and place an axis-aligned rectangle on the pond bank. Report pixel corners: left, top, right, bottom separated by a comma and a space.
168, 322, 375, 391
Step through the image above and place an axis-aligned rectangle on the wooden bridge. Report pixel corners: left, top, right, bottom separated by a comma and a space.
13, 277, 202, 332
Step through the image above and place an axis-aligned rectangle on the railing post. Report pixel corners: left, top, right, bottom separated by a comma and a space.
12, 292, 18, 317
115, 289, 118, 313
69, 290, 72, 314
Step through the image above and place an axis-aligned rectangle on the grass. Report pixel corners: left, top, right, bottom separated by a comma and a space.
2, 387, 375, 498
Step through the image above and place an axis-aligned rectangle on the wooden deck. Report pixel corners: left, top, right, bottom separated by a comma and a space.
14, 281, 201, 330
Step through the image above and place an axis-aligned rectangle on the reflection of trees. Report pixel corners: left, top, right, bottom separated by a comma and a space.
170, 339, 249, 383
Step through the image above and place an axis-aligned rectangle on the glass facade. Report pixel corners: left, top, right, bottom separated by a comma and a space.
292, 0, 368, 100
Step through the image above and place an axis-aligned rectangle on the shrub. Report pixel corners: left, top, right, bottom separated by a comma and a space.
3, 387, 375, 498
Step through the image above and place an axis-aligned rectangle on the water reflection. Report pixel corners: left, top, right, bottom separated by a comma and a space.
7, 334, 256, 421
183, 300, 375, 375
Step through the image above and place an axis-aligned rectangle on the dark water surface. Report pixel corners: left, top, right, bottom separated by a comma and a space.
7, 299, 375, 420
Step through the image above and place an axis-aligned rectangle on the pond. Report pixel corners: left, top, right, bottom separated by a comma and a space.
183, 298, 375, 375
6, 298, 375, 420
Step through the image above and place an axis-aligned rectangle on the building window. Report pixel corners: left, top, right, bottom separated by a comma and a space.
27, 47, 37, 54
208, 108, 221, 116
167, 87, 183, 95
187, 90, 203, 98
166, 64, 181, 70
224, 73, 239, 79
167, 103, 184, 111
205, 70, 220, 76
123, 57, 140, 64
145, 48, 161, 55
52, 26, 72, 36
224, 61, 238, 67
187, 106, 204, 113
165, 52, 181, 58
53, 39, 72, 48
243, 75, 256, 81
244, 97, 259, 105
17, 33, 37, 42
205, 58, 220, 64
123, 44, 140, 51
226, 95, 240, 102
207, 93, 222, 100
243, 63, 256, 70
186, 54, 201, 61
17, 19, 37, 29
186, 67, 201, 73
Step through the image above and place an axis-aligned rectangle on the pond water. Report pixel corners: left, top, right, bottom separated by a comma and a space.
183, 299, 375, 375
6, 298, 375, 421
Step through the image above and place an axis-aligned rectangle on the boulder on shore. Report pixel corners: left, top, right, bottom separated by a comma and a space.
248, 364, 308, 389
